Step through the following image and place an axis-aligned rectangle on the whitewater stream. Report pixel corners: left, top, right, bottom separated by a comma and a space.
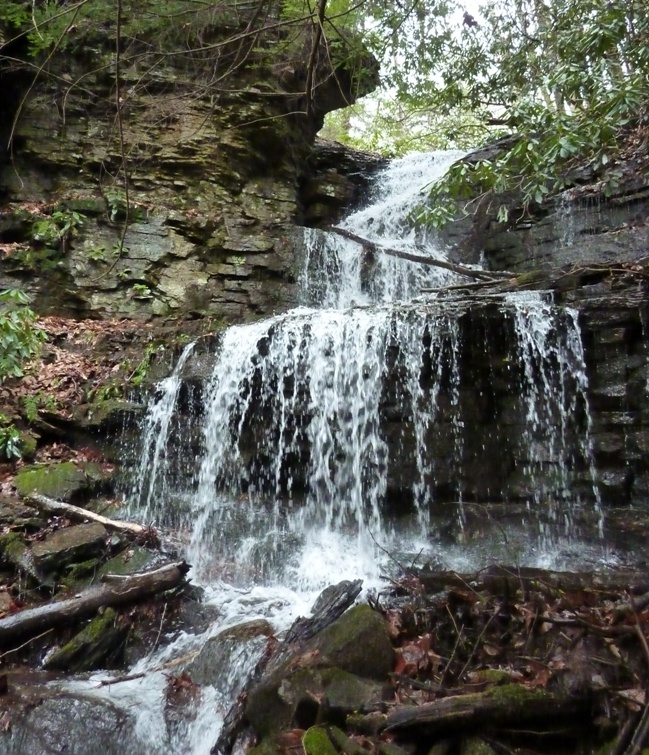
60, 151, 610, 753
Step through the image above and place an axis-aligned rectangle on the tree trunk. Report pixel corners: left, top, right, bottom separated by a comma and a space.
0, 561, 189, 645
385, 684, 590, 735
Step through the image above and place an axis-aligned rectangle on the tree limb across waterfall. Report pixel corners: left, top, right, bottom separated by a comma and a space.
327, 226, 510, 281
0, 561, 190, 645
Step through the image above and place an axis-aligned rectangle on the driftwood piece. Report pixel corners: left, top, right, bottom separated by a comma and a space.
385, 684, 590, 735
284, 578, 363, 644
0, 561, 189, 645
25, 493, 149, 538
327, 226, 509, 281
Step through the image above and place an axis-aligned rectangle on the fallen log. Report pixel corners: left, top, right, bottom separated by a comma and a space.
0, 561, 190, 645
414, 564, 649, 599
327, 226, 510, 281
385, 684, 590, 736
25, 493, 150, 539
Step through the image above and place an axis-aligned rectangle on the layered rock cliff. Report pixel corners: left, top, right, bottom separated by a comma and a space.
0, 6, 379, 322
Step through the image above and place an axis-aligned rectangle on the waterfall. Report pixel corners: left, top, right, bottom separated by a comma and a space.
129, 341, 196, 524
112, 150, 606, 753
132, 152, 600, 573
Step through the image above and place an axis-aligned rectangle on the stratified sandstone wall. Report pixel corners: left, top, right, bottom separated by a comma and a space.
442, 147, 649, 511
0, 13, 379, 322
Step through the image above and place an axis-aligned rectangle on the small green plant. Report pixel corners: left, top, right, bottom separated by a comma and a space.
32, 210, 85, 249
105, 190, 128, 223
129, 343, 165, 386
21, 392, 59, 422
0, 414, 21, 460
91, 382, 123, 403
0, 289, 47, 382
131, 283, 153, 299
86, 246, 108, 263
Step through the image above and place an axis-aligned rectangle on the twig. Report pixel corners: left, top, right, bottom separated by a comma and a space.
457, 605, 501, 680
0, 628, 54, 660
152, 602, 167, 653
622, 624, 649, 754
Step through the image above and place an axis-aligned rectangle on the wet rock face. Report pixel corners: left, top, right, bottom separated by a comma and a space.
569, 287, 649, 509
446, 145, 649, 276
0, 21, 378, 322
0, 693, 129, 755
437, 149, 649, 515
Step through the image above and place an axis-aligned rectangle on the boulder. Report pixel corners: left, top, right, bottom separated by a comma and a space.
247, 666, 384, 739
183, 619, 273, 694
0, 692, 129, 755
14, 462, 109, 502
31, 522, 107, 574
43, 607, 128, 672
307, 604, 395, 679
246, 605, 393, 738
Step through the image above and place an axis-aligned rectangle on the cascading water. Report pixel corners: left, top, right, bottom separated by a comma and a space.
82, 151, 607, 753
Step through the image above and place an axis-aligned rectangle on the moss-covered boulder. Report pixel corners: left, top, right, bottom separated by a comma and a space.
31, 522, 107, 574
308, 604, 394, 679
0, 531, 51, 586
14, 461, 110, 502
246, 605, 393, 739
302, 727, 338, 755
43, 607, 128, 672
460, 738, 498, 755
247, 665, 384, 738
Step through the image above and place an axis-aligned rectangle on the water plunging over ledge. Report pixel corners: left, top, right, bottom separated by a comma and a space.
80, 151, 610, 753
131, 151, 603, 578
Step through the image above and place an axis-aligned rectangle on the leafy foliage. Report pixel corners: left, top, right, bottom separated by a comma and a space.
0, 415, 21, 461
32, 210, 85, 248
320, 0, 649, 222
382, 0, 649, 224
321, 96, 486, 156
0, 289, 47, 383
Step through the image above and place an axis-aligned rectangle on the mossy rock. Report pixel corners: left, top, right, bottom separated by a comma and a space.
62, 557, 102, 584
43, 607, 129, 672
246, 605, 392, 739
247, 736, 283, 755
31, 522, 107, 574
73, 400, 144, 430
246, 665, 383, 739
327, 726, 367, 755
377, 743, 410, 755
18, 431, 38, 460
310, 604, 394, 679
302, 727, 338, 755
14, 461, 110, 502
95, 545, 155, 581
460, 737, 498, 755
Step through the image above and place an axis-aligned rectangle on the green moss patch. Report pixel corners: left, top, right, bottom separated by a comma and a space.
14, 461, 109, 502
